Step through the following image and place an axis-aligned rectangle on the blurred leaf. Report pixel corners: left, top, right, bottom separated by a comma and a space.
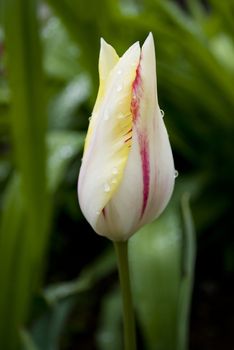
31, 299, 74, 350
1, 0, 50, 348
0, 175, 24, 331
45, 0, 99, 82
20, 329, 39, 350
0, 85, 9, 104
129, 202, 181, 350
209, 0, 234, 35
187, 0, 206, 23
0, 160, 11, 182
129, 183, 196, 350
4, 0, 48, 213
96, 289, 122, 350
210, 33, 234, 71
47, 131, 85, 192
42, 16, 81, 81
44, 248, 115, 304
48, 74, 91, 129
24, 249, 116, 349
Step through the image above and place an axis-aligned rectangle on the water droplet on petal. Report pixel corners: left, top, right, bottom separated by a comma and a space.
104, 112, 109, 121
88, 117, 91, 121
111, 178, 117, 184
174, 170, 179, 178
112, 167, 118, 175
104, 183, 110, 192
117, 113, 125, 119
117, 69, 122, 75
116, 84, 123, 92
96, 210, 100, 215
160, 109, 165, 118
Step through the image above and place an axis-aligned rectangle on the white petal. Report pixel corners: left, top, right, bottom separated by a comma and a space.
137, 33, 175, 224
78, 41, 141, 235
95, 127, 143, 241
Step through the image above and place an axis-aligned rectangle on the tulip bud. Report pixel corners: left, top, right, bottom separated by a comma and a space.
78, 33, 175, 241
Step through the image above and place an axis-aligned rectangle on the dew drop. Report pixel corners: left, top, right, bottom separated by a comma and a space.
160, 109, 165, 118
112, 167, 118, 175
104, 183, 110, 192
111, 178, 117, 184
104, 112, 109, 121
117, 113, 125, 119
96, 210, 100, 215
116, 84, 123, 92
174, 170, 179, 178
117, 69, 122, 75
88, 117, 91, 121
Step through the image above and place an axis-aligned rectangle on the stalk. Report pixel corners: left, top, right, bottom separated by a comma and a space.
114, 240, 137, 350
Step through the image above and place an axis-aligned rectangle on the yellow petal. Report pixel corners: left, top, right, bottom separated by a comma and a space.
78, 41, 141, 230
84, 39, 119, 153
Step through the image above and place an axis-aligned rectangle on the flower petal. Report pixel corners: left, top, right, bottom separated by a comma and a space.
95, 126, 143, 241
78, 41, 141, 233
137, 33, 175, 224
84, 39, 119, 152
99, 38, 119, 83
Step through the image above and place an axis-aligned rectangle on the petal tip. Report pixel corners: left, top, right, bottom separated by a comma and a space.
124, 40, 140, 55
142, 32, 155, 51
100, 37, 111, 51
99, 38, 119, 81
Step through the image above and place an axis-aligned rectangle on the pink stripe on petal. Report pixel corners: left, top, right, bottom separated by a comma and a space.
139, 133, 150, 217
131, 63, 142, 123
131, 61, 150, 218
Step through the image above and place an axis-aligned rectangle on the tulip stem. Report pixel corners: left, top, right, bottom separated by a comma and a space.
114, 240, 137, 350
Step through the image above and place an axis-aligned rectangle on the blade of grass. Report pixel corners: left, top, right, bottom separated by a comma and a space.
0, 0, 50, 348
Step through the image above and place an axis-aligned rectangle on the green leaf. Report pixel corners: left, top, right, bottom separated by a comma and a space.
20, 329, 39, 350
31, 299, 74, 350
0, 174, 29, 350
129, 184, 196, 350
44, 248, 115, 304
42, 17, 81, 81
48, 75, 91, 129
0, 1, 51, 348
129, 203, 181, 350
47, 131, 85, 192
96, 289, 122, 350
24, 249, 116, 349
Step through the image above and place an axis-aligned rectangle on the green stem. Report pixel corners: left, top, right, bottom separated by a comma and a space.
114, 241, 137, 350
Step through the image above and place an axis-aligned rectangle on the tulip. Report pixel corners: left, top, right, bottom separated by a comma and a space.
78, 33, 175, 242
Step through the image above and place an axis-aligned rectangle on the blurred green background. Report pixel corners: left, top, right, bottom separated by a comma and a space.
0, 0, 234, 349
